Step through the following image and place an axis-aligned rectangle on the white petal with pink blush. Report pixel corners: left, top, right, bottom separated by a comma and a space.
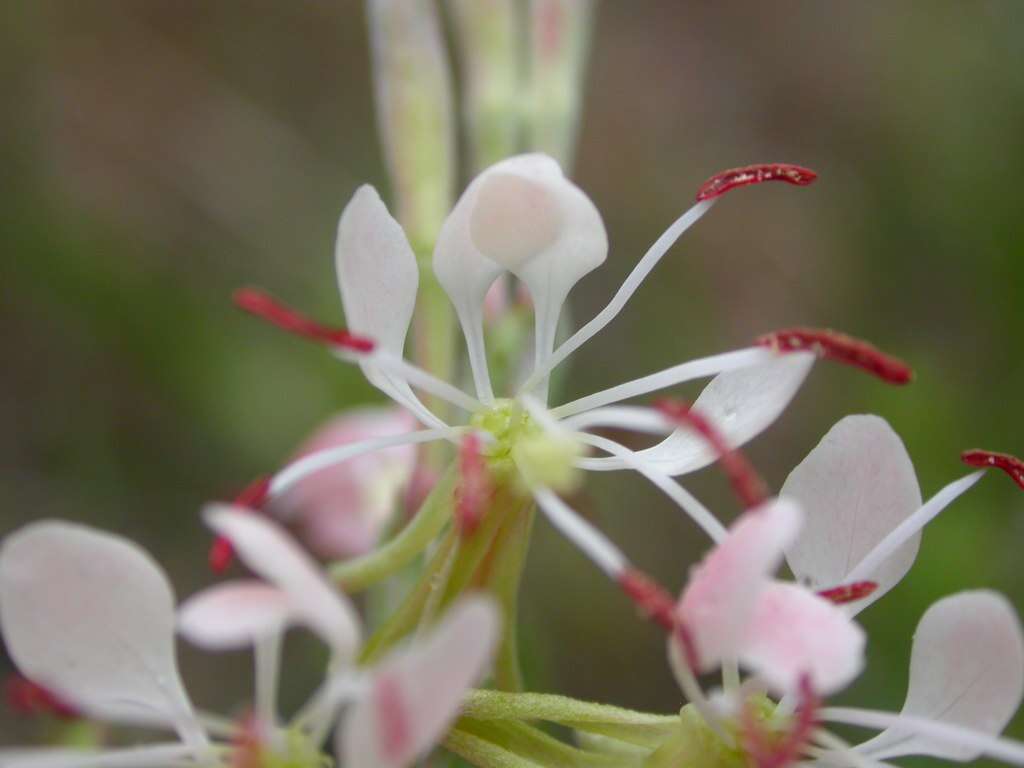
177, 581, 293, 651
340, 597, 500, 768
203, 505, 362, 660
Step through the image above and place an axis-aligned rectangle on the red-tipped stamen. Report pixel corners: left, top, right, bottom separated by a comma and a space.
618, 568, 677, 632
696, 164, 818, 202
817, 581, 878, 605
962, 450, 1024, 491
654, 399, 769, 509
5, 676, 78, 720
208, 475, 272, 574
234, 287, 375, 352
757, 327, 913, 385
741, 674, 820, 768
455, 434, 492, 536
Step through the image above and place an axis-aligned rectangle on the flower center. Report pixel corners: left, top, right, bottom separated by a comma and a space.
470, 399, 582, 493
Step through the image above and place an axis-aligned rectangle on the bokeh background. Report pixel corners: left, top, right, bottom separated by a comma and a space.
3, 2, 1024, 765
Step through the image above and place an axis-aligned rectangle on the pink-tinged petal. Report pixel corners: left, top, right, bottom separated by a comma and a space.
859, 591, 1024, 761
676, 499, 802, 670
340, 597, 500, 768
742, 582, 865, 696
434, 154, 607, 398
0, 522, 200, 740
177, 581, 291, 651
204, 506, 361, 659
276, 407, 418, 559
580, 354, 813, 476
782, 415, 921, 612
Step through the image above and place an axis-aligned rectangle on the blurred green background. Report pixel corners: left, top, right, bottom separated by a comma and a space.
2, 2, 1023, 765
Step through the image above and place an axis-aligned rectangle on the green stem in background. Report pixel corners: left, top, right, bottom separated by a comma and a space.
329, 464, 456, 591
450, 718, 630, 768
478, 503, 536, 692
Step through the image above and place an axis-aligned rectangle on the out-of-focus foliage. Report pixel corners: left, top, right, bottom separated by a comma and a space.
2, 3, 1023, 764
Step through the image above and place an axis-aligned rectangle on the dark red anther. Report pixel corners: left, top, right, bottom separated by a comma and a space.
208, 475, 272, 574
5, 676, 78, 720
696, 164, 818, 202
962, 450, 1024, 491
618, 568, 678, 632
817, 581, 878, 605
741, 674, 820, 768
234, 287, 375, 353
455, 434, 492, 536
654, 399, 769, 509
757, 327, 914, 385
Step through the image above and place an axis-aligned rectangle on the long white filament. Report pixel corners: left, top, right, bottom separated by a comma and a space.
268, 428, 464, 497
333, 348, 482, 413
531, 487, 628, 578
820, 707, 1024, 765
574, 433, 727, 543
293, 673, 370, 747
549, 347, 772, 419
453, 306, 496, 404
560, 405, 674, 435
0, 744, 202, 768
521, 199, 716, 393
845, 471, 984, 583
254, 632, 282, 730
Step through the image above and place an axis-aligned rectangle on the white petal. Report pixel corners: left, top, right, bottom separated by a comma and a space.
859, 591, 1024, 761
0, 744, 199, 768
203, 507, 362, 659
340, 597, 500, 768
781, 415, 921, 611
0, 522, 201, 744
434, 154, 607, 399
336, 185, 419, 358
741, 581, 865, 696
177, 581, 291, 651
676, 499, 802, 671
335, 185, 424, 407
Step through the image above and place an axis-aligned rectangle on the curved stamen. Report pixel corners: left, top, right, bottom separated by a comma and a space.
696, 164, 817, 201
530, 487, 628, 579
757, 328, 913, 385
574, 432, 727, 542
560, 405, 674, 436
819, 707, 1024, 765
962, 450, 1024, 491
519, 200, 716, 393
845, 471, 984, 583
209, 475, 272, 573
234, 288, 374, 352
741, 675, 819, 768
654, 399, 769, 510
618, 569, 677, 631
549, 346, 773, 419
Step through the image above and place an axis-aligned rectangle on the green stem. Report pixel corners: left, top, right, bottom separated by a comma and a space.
461, 690, 678, 749
480, 503, 535, 691
452, 719, 630, 768
329, 464, 456, 591
358, 525, 458, 665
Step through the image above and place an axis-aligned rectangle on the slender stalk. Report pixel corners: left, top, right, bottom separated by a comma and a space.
329, 464, 456, 591
453, 718, 630, 768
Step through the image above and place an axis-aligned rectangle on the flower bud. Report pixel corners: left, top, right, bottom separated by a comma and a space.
366, 0, 455, 252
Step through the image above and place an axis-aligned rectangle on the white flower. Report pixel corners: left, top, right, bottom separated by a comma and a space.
0, 513, 499, 768
235, 154, 906, 578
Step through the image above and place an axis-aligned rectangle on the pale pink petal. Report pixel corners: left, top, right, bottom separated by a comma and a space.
742, 581, 865, 695
204, 506, 361, 659
781, 415, 921, 611
340, 597, 500, 768
275, 407, 418, 558
177, 581, 292, 651
676, 499, 802, 670
858, 591, 1024, 761
0, 522, 202, 744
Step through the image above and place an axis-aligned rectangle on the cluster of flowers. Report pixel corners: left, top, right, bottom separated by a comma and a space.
2, 154, 1023, 768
